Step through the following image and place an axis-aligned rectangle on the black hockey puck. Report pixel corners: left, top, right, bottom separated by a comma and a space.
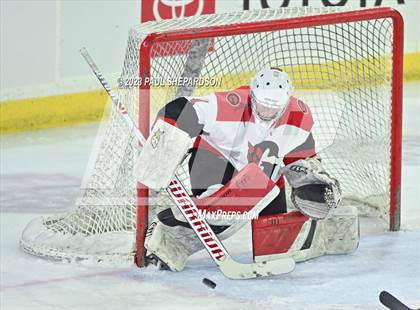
202, 278, 216, 289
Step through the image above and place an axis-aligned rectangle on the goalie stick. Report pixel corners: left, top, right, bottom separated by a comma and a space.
379, 291, 417, 310
80, 47, 295, 279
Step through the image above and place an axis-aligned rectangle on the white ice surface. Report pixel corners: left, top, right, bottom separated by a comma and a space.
1, 83, 419, 310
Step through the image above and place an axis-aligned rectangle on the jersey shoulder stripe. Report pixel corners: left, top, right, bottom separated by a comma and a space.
213, 86, 254, 122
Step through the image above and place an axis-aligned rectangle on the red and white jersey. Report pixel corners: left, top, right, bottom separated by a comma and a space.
182, 86, 315, 181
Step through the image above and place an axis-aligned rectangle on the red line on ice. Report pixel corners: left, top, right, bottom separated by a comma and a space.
0, 268, 130, 291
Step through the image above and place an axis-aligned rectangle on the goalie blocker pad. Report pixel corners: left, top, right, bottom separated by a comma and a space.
195, 163, 277, 212
135, 119, 192, 190
164, 163, 280, 228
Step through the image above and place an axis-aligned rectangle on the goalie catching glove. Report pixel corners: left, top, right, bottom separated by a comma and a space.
282, 158, 341, 220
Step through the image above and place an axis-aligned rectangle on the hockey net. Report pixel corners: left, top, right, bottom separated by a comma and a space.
20, 7, 403, 264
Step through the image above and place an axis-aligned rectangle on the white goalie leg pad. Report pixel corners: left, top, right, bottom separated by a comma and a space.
144, 217, 257, 272
135, 119, 192, 190
144, 216, 239, 272
289, 205, 359, 262
323, 205, 360, 255
145, 218, 203, 272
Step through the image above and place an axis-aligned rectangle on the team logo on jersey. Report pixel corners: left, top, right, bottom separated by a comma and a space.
226, 92, 241, 107
151, 129, 164, 149
248, 141, 280, 177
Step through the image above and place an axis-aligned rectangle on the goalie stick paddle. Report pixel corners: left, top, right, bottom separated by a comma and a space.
379, 291, 416, 310
80, 47, 295, 279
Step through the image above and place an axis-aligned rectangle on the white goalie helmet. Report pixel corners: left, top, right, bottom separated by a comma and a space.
250, 68, 293, 121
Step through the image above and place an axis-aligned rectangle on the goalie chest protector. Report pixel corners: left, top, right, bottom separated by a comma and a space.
188, 86, 314, 176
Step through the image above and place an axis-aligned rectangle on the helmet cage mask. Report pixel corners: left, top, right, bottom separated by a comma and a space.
250, 68, 292, 122
250, 90, 288, 122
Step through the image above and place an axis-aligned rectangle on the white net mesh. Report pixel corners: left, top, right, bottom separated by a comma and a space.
20, 7, 398, 262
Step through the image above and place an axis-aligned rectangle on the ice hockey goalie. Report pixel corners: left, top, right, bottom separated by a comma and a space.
135, 68, 359, 272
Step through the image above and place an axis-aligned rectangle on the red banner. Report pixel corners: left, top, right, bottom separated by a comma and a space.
141, 0, 215, 23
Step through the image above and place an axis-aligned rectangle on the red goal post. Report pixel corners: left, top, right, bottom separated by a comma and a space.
135, 7, 404, 266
